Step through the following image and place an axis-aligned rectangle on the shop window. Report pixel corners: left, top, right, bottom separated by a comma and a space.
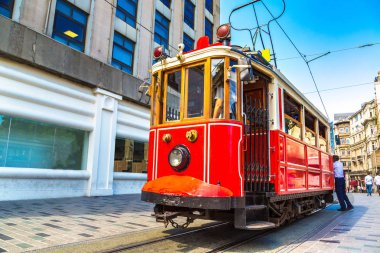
205, 0, 213, 14
116, 0, 138, 28
112, 32, 135, 74
0, 114, 86, 170
284, 94, 301, 140
205, 18, 213, 42
304, 110, 316, 146
154, 11, 170, 50
184, 0, 195, 29
114, 138, 148, 173
160, 0, 171, 8
165, 70, 181, 121
183, 33, 194, 52
186, 65, 204, 118
52, 0, 88, 52
211, 59, 225, 118
0, 0, 14, 18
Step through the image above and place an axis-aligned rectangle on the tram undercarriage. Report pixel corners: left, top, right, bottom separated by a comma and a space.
150, 191, 333, 230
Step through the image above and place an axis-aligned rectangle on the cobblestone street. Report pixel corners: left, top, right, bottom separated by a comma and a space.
0, 195, 158, 252
0, 193, 379, 252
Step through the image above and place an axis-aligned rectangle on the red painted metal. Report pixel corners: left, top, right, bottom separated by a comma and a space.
142, 175, 233, 197
147, 121, 244, 197
196, 36, 210, 50
270, 130, 334, 195
145, 125, 333, 202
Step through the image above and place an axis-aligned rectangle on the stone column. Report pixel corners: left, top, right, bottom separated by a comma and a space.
87, 88, 122, 196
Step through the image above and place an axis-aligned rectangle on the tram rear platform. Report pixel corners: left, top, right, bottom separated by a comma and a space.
0, 193, 378, 252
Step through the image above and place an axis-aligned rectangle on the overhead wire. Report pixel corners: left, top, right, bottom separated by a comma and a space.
277, 42, 380, 61
303, 81, 376, 94
261, 0, 330, 120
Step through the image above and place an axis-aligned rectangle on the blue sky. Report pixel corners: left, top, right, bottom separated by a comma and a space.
220, 0, 380, 120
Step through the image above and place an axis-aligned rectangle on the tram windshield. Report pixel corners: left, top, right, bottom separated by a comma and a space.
153, 56, 240, 126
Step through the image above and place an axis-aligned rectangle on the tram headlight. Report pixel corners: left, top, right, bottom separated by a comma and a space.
168, 145, 190, 172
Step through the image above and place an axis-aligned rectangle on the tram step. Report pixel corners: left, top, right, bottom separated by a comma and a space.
243, 221, 276, 230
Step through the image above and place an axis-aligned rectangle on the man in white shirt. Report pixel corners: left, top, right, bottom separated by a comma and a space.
374, 173, 380, 196
333, 155, 353, 211
365, 173, 374, 196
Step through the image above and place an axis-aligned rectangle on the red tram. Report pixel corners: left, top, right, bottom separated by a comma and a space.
141, 24, 334, 230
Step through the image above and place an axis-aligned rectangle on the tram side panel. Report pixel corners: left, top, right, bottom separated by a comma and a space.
270, 130, 334, 195
146, 121, 244, 198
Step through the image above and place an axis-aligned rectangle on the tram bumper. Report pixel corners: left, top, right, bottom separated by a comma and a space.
141, 175, 234, 210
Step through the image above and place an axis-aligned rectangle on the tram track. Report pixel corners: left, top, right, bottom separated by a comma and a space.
206, 204, 335, 253
100, 221, 231, 253
100, 204, 337, 253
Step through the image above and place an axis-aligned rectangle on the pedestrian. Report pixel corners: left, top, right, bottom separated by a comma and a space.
357, 185, 361, 193
374, 173, 380, 196
365, 173, 374, 196
333, 155, 353, 211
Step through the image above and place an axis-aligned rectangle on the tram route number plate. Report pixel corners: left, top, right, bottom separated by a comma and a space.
162, 196, 182, 206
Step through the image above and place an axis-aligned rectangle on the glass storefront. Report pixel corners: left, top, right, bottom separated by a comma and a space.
114, 138, 148, 173
0, 114, 87, 170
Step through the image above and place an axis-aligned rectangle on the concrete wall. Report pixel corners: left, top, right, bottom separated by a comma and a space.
0, 57, 148, 201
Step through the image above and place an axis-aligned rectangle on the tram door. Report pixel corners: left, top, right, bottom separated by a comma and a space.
243, 76, 270, 193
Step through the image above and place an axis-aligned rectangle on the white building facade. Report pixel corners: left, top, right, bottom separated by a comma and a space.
0, 0, 220, 201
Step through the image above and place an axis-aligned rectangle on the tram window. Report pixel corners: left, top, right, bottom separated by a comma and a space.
186, 65, 205, 118
229, 60, 237, 119
305, 110, 316, 146
166, 70, 181, 121
319, 122, 327, 151
211, 59, 225, 118
284, 94, 301, 140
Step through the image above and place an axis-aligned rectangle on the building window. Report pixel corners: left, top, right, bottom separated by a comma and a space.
183, 33, 194, 52
160, 0, 171, 8
0, 0, 14, 18
114, 138, 148, 173
154, 11, 170, 50
370, 111, 373, 118
345, 127, 349, 133
205, 18, 213, 43
184, 0, 195, 29
112, 32, 135, 75
116, 0, 138, 28
205, 0, 213, 13
52, 0, 88, 52
0, 114, 86, 170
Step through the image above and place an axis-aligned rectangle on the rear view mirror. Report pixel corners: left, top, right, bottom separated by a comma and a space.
238, 58, 254, 82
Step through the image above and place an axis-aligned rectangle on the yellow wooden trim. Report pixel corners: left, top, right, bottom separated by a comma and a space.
150, 74, 156, 126
162, 68, 182, 124
204, 58, 211, 120
224, 57, 230, 120
236, 60, 242, 121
